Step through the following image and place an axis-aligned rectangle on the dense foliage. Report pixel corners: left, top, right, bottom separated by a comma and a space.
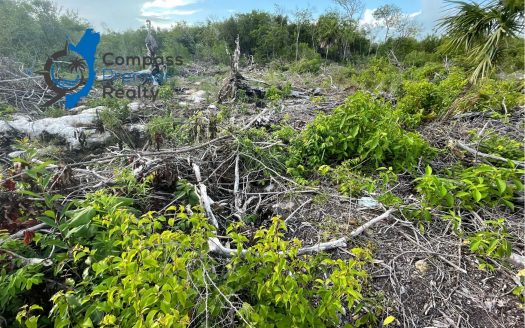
1, 190, 376, 327
286, 92, 430, 176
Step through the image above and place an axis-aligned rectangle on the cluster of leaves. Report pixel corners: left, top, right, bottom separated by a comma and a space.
466, 218, 512, 262
144, 114, 181, 142
469, 129, 524, 161
1, 190, 379, 327
396, 68, 467, 128
414, 161, 523, 267
92, 98, 131, 131
265, 83, 292, 101
157, 85, 173, 100
327, 162, 376, 197
226, 218, 379, 327
416, 164, 524, 213
0, 102, 17, 119
354, 58, 402, 93
468, 78, 524, 112
319, 163, 402, 206
236, 126, 294, 177
286, 92, 431, 177
291, 56, 322, 74
355, 61, 523, 129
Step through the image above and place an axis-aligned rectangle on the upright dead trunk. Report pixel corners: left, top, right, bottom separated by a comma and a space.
295, 27, 301, 62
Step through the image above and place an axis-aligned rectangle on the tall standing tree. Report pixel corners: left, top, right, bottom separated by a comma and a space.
333, 0, 363, 61
293, 8, 312, 61
396, 14, 422, 38
316, 12, 341, 60
333, 0, 364, 20
372, 4, 402, 42
439, 0, 524, 82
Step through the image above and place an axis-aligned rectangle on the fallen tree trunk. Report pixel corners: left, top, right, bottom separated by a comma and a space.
207, 209, 395, 258
191, 160, 395, 258
453, 140, 525, 168
0, 106, 145, 150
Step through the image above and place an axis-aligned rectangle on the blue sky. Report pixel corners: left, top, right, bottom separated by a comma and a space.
54, 0, 453, 36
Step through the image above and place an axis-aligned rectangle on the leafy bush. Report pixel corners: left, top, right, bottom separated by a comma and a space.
145, 115, 178, 141
467, 218, 512, 261
225, 218, 377, 327
404, 62, 446, 81
0, 262, 44, 319
473, 78, 524, 112
265, 83, 292, 101
403, 50, 439, 68
328, 161, 376, 197
0, 191, 379, 327
286, 92, 431, 176
291, 57, 322, 74
0, 102, 16, 119
354, 57, 402, 93
396, 68, 467, 127
157, 84, 173, 100
416, 164, 524, 212
95, 98, 131, 131
469, 129, 524, 161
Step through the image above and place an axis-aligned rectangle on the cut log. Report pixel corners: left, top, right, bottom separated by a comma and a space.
453, 140, 525, 168
0, 106, 145, 150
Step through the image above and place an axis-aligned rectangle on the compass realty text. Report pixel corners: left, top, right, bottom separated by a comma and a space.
100, 53, 183, 102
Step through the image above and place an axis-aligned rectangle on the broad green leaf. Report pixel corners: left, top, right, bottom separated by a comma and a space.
472, 189, 482, 202
67, 207, 96, 228
37, 216, 58, 228
425, 166, 432, 175
383, 315, 396, 326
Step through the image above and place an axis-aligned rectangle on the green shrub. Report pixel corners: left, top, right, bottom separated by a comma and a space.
95, 98, 131, 131
0, 102, 16, 119
470, 129, 524, 161
0, 191, 379, 327
0, 262, 44, 319
157, 84, 173, 100
416, 164, 524, 212
286, 92, 431, 176
265, 83, 292, 101
354, 57, 402, 93
467, 218, 512, 261
225, 218, 377, 327
396, 68, 467, 127
474, 78, 524, 112
403, 50, 440, 68
145, 115, 178, 141
291, 57, 322, 74
403, 62, 446, 81
329, 161, 376, 197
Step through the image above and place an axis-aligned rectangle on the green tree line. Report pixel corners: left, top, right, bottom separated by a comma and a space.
0, 0, 523, 78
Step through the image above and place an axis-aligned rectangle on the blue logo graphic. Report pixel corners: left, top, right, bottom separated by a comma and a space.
40, 28, 100, 109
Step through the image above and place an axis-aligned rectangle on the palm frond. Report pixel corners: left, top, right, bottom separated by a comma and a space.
439, 0, 524, 83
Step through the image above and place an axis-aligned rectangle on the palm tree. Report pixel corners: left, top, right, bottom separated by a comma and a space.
439, 0, 524, 83
67, 58, 86, 73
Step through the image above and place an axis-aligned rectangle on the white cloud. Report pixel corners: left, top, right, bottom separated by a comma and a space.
139, 0, 199, 27
142, 9, 199, 17
359, 8, 380, 27
142, 0, 197, 9
359, 8, 422, 27
416, 0, 447, 35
